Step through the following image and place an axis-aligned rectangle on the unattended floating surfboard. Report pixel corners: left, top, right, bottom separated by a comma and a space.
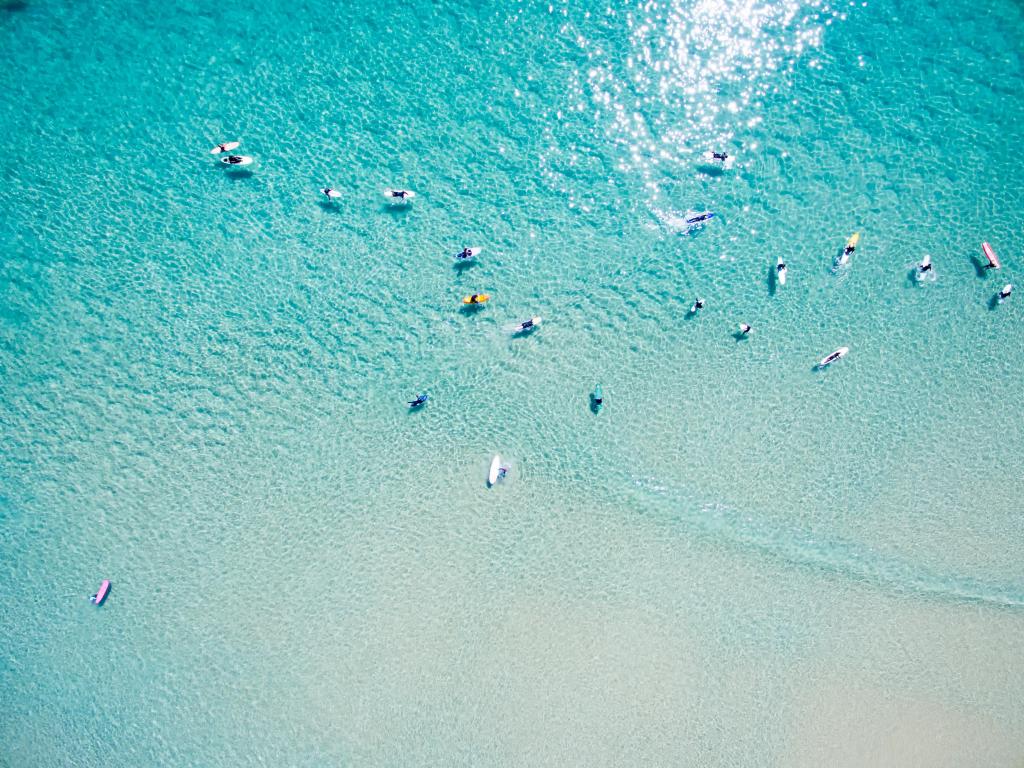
488, 455, 502, 486
210, 141, 240, 154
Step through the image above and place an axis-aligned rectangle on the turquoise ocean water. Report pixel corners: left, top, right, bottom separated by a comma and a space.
2, 0, 1023, 764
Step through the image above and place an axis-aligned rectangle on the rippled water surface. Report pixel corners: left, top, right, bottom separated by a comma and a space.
2, 0, 1023, 765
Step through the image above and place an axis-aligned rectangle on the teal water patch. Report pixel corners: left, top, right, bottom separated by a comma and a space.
628, 473, 1024, 609
2, 0, 1024, 764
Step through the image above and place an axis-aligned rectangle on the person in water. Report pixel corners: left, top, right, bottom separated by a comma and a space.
225, 155, 246, 165
919, 261, 933, 273
739, 323, 752, 335
692, 298, 705, 312
843, 240, 857, 256
498, 466, 509, 479
519, 319, 534, 330
687, 212, 714, 224
456, 248, 474, 259
408, 394, 428, 407
712, 152, 728, 162
999, 285, 1013, 300
391, 190, 411, 198
777, 261, 787, 272
468, 294, 482, 304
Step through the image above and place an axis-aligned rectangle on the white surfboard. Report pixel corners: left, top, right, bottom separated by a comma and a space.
818, 346, 849, 368
220, 155, 253, 167
777, 256, 787, 286
702, 150, 735, 169
508, 316, 541, 334
916, 253, 932, 280
383, 189, 415, 203
210, 141, 240, 155
454, 247, 482, 261
488, 455, 502, 486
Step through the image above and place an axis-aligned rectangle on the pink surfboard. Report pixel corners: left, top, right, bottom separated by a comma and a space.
982, 242, 1000, 269
91, 579, 111, 606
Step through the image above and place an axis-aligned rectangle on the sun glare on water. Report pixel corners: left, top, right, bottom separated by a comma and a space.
547, 0, 844, 211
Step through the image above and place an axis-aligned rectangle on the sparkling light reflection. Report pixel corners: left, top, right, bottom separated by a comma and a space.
557, 0, 843, 208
